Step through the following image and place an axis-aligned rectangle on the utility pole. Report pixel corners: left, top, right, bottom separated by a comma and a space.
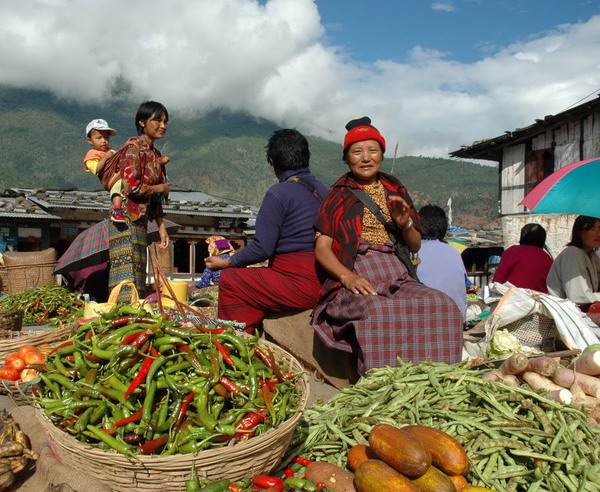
390, 141, 398, 175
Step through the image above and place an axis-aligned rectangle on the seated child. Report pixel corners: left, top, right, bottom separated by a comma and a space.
83, 119, 124, 222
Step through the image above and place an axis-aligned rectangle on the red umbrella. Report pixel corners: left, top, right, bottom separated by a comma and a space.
53, 219, 179, 274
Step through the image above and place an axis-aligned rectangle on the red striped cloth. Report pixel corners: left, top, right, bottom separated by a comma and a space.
313, 241, 464, 374
218, 251, 321, 333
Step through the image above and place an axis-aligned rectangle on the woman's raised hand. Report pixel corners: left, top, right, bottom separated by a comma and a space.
340, 272, 377, 296
387, 195, 411, 229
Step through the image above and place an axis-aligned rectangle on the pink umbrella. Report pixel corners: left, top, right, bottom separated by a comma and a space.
520, 157, 600, 218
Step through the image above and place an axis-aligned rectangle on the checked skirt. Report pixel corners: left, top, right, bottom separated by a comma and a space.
313, 241, 463, 375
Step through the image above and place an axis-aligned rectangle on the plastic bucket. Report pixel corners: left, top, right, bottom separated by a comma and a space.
160, 280, 188, 305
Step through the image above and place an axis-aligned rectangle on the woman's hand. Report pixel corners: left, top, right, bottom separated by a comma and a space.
205, 256, 230, 271
157, 221, 170, 249
153, 183, 170, 195
386, 195, 411, 228
340, 272, 377, 296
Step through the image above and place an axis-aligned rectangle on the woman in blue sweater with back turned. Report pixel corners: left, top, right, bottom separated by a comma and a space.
205, 129, 328, 333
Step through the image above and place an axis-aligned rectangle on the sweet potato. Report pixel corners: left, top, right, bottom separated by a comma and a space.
573, 351, 600, 376
305, 461, 355, 492
498, 353, 528, 376
525, 356, 559, 377
521, 372, 573, 404
553, 367, 600, 398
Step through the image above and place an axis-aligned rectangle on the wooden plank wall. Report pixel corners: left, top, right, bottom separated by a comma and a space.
500, 144, 526, 215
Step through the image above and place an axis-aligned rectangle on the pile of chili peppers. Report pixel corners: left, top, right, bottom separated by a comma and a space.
0, 285, 84, 324
36, 305, 302, 456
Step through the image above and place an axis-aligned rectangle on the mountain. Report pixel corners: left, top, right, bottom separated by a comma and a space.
0, 85, 499, 228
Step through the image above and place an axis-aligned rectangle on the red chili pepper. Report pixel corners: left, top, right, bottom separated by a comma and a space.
266, 347, 284, 382
84, 352, 102, 362
234, 411, 264, 440
130, 329, 156, 349
228, 485, 243, 492
176, 343, 210, 377
138, 434, 169, 455
213, 383, 230, 398
282, 372, 294, 380
64, 355, 75, 363
252, 475, 284, 491
265, 379, 277, 393
102, 428, 117, 435
316, 482, 327, 488
111, 316, 157, 327
49, 341, 74, 355
56, 307, 67, 315
292, 457, 313, 466
219, 376, 241, 396
253, 345, 273, 368
261, 385, 275, 416
214, 339, 235, 367
123, 356, 154, 399
195, 324, 226, 335
120, 331, 144, 346
113, 408, 144, 428
283, 469, 295, 478
149, 347, 160, 358
174, 392, 195, 432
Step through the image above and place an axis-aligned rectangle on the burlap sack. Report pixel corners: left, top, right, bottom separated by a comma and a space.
10, 406, 110, 492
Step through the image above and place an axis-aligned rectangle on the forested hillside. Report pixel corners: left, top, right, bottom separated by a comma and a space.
0, 85, 499, 228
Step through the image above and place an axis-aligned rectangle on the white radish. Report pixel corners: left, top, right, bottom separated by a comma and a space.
553, 367, 600, 398
570, 383, 600, 408
525, 356, 559, 377
498, 353, 529, 376
573, 351, 600, 376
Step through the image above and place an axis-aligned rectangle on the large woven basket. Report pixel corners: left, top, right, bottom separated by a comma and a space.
36, 339, 310, 492
0, 265, 8, 296
0, 376, 40, 406
502, 312, 557, 352
0, 323, 73, 362
3, 248, 57, 294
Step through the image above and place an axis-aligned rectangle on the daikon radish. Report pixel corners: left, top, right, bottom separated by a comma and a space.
498, 353, 529, 376
547, 389, 573, 405
573, 351, 600, 376
570, 383, 600, 408
482, 372, 501, 382
525, 356, 559, 377
553, 367, 600, 398
491, 370, 520, 386
522, 371, 565, 392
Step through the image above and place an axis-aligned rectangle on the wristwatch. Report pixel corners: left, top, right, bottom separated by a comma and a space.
402, 218, 414, 231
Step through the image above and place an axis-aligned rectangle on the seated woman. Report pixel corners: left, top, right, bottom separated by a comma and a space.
492, 223, 553, 293
417, 204, 468, 322
547, 216, 600, 311
312, 117, 464, 376
194, 236, 234, 288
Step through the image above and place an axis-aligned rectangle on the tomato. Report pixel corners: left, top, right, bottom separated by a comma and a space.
17, 345, 38, 359
5, 353, 25, 371
0, 366, 20, 381
24, 351, 45, 365
20, 368, 38, 382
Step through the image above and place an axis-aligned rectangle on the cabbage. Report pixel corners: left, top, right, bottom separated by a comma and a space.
487, 329, 539, 358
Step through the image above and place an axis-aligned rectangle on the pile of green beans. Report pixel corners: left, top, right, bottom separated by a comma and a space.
0, 285, 83, 324
36, 305, 302, 456
284, 361, 600, 491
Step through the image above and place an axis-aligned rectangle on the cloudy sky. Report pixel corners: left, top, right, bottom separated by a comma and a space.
1, 0, 600, 159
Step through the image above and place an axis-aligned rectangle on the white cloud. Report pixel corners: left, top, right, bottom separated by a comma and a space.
1, 0, 599, 159
430, 2, 456, 12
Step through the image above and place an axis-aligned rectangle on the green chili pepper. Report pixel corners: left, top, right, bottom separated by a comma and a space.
86, 425, 133, 456
194, 386, 217, 432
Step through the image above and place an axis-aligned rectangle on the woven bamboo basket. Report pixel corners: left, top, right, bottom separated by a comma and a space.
0, 265, 8, 296
3, 248, 57, 294
0, 323, 73, 362
0, 375, 40, 406
0, 309, 24, 336
36, 339, 310, 492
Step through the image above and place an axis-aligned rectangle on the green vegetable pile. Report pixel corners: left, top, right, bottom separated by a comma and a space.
0, 285, 83, 324
285, 360, 600, 491
37, 305, 302, 456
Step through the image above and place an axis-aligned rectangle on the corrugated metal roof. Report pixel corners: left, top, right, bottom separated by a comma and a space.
9, 188, 258, 219
0, 194, 60, 220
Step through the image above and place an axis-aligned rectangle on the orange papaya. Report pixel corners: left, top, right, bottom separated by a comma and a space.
347, 444, 376, 471
411, 466, 456, 492
354, 459, 419, 492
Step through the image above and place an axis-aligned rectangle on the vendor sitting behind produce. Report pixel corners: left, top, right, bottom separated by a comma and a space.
204, 129, 328, 334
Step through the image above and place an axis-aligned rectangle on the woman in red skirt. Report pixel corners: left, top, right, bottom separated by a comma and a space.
312, 117, 464, 376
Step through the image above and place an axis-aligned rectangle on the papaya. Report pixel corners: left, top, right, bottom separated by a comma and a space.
368, 424, 431, 478
411, 466, 455, 492
347, 444, 376, 471
402, 425, 470, 476
354, 459, 419, 492
447, 474, 469, 491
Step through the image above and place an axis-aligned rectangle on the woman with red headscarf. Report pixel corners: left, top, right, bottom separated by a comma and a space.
312, 117, 464, 376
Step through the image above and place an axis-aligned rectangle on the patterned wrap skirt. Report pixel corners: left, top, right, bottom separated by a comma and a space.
108, 218, 148, 302
312, 241, 463, 374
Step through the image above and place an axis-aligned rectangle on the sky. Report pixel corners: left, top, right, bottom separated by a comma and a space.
1, 0, 600, 160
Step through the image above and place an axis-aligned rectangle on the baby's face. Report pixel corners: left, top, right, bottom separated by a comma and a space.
87, 129, 111, 151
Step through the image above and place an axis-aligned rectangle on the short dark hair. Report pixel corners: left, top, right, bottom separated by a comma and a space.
569, 215, 599, 249
266, 129, 310, 172
135, 101, 169, 135
419, 204, 448, 241
519, 223, 546, 247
